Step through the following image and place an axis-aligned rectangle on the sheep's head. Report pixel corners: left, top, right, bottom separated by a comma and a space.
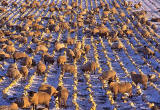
28, 91, 36, 97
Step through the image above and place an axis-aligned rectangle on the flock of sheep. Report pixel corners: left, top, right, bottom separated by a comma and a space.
0, 0, 159, 110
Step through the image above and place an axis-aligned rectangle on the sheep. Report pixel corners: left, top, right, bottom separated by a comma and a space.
61, 64, 77, 75
38, 84, 58, 96
81, 61, 98, 74
84, 44, 91, 54
6, 63, 22, 80
143, 46, 155, 58
57, 55, 67, 68
109, 81, 132, 100
28, 91, 51, 110
13, 52, 28, 62
42, 53, 54, 65
35, 45, 48, 54
0, 50, 10, 60
55, 86, 69, 108
0, 103, 18, 110
75, 41, 82, 49
66, 49, 75, 61
54, 42, 65, 51
98, 70, 116, 82
37, 61, 46, 76
131, 71, 148, 89
21, 56, 33, 68
2, 45, 16, 54
65, 37, 75, 45
15, 96, 31, 109
20, 66, 28, 80
111, 41, 124, 51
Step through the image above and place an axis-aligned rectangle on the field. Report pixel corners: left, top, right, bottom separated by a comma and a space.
0, 0, 160, 110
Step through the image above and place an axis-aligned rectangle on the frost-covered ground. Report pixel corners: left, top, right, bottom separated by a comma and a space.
0, 0, 160, 110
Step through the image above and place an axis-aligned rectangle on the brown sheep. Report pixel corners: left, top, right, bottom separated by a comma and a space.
111, 41, 124, 51
0, 103, 18, 110
143, 46, 155, 58
37, 61, 46, 76
109, 81, 132, 100
15, 96, 31, 109
20, 66, 28, 80
81, 61, 98, 74
57, 55, 67, 68
38, 84, 58, 96
98, 70, 116, 82
84, 44, 91, 54
61, 64, 77, 75
6, 63, 22, 80
35, 45, 48, 54
131, 71, 148, 89
21, 56, 33, 68
42, 53, 54, 65
55, 86, 69, 108
28, 91, 51, 110
54, 42, 65, 51
13, 52, 28, 62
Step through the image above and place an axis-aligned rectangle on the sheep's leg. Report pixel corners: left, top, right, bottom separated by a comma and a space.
64, 99, 67, 109
128, 88, 133, 98
58, 98, 62, 108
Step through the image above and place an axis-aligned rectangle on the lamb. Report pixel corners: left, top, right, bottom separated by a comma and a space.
28, 91, 51, 110
65, 37, 75, 45
109, 81, 132, 100
42, 53, 54, 65
20, 66, 28, 80
15, 96, 31, 109
0, 103, 18, 110
6, 63, 22, 80
21, 56, 33, 68
98, 70, 116, 82
81, 61, 98, 74
66, 49, 75, 61
55, 86, 69, 108
131, 71, 148, 89
61, 64, 77, 75
54, 42, 65, 51
35, 45, 48, 54
37, 61, 46, 76
111, 41, 124, 51
38, 84, 58, 96
13, 52, 28, 62
57, 55, 67, 68
143, 46, 155, 58
84, 44, 91, 54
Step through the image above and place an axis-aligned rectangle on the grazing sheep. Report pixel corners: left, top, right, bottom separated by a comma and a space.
143, 46, 155, 58
0, 103, 18, 110
111, 41, 124, 50
84, 44, 91, 54
37, 61, 46, 76
15, 96, 31, 109
81, 61, 98, 74
65, 37, 75, 45
35, 45, 48, 54
38, 84, 58, 96
13, 52, 28, 62
109, 81, 132, 100
131, 71, 148, 89
55, 86, 69, 108
42, 53, 54, 65
61, 64, 77, 75
20, 66, 28, 80
21, 56, 33, 68
66, 49, 75, 61
57, 55, 67, 68
6, 63, 22, 80
28, 91, 51, 110
73, 48, 84, 61
98, 70, 116, 82
54, 42, 65, 51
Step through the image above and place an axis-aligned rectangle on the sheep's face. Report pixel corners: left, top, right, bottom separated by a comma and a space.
28, 91, 36, 97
